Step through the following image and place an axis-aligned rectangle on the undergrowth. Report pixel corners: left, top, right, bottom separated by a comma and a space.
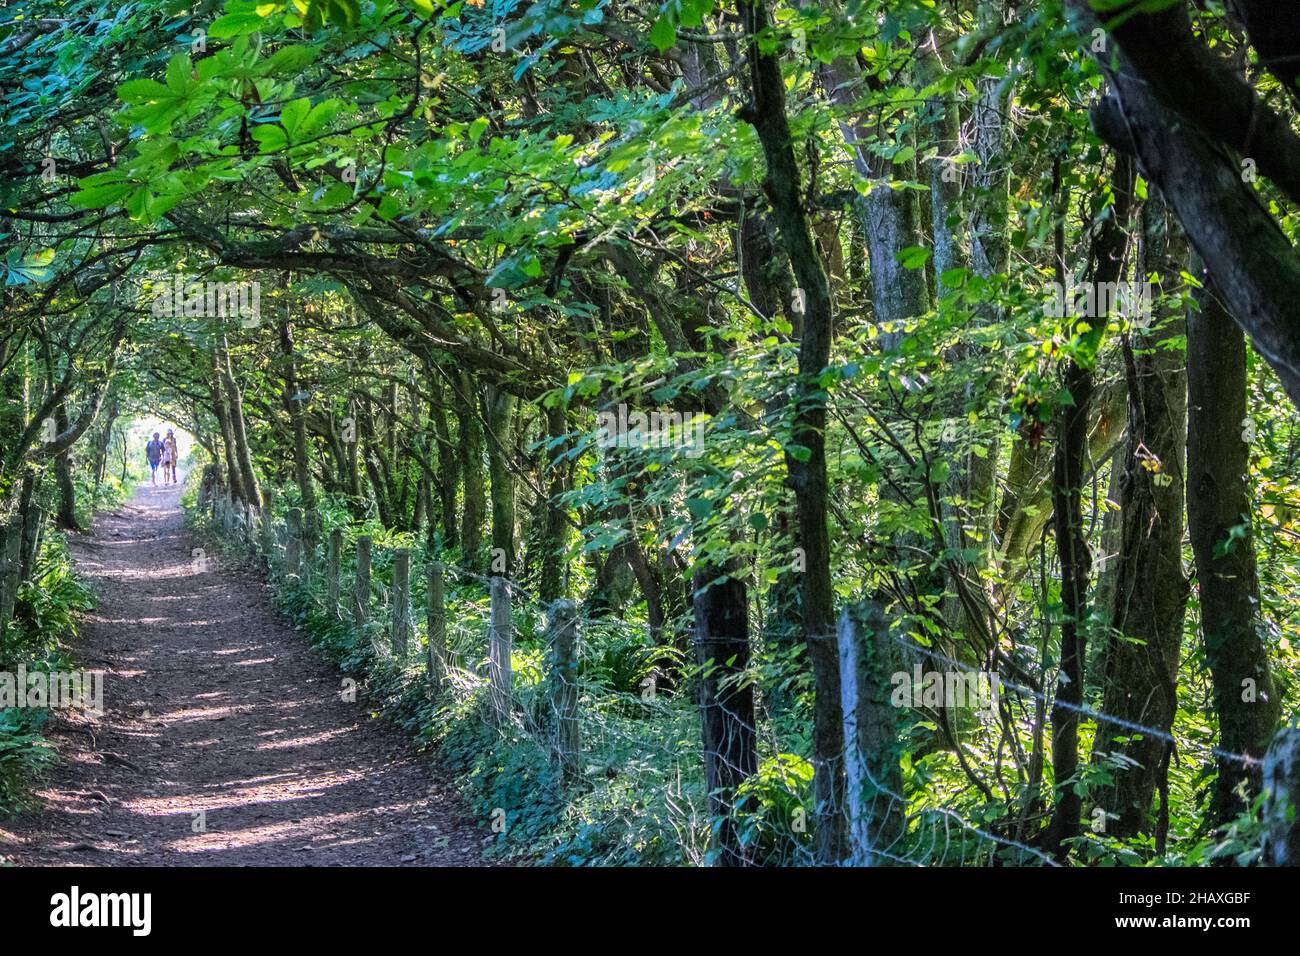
185, 483, 820, 866
0, 533, 93, 815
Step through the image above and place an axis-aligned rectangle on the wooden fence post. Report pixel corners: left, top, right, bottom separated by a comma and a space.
21, 506, 45, 583
692, 569, 756, 866
326, 529, 342, 610
285, 508, 302, 579
353, 535, 372, 631
427, 560, 446, 689
547, 598, 579, 776
391, 547, 411, 658
837, 601, 905, 866
0, 526, 10, 631
0, 519, 22, 632
275, 518, 289, 565
260, 490, 275, 562
488, 576, 512, 722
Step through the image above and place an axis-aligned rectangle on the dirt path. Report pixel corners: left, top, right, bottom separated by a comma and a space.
0, 480, 486, 866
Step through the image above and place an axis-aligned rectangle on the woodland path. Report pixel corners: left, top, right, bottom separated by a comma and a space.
0, 479, 486, 866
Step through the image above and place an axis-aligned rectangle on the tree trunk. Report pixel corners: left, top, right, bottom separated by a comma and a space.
1187, 265, 1281, 823
741, 0, 844, 863
219, 339, 260, 508
693, 566, 757, 866
456, 372, 486, 562
1081, 3, 1300, 411
278, 317, 318, 548
537, 403, 571, 603
1091, 198, 1190, 840
485, 383, 516, 576
211, 371, 242, 498
1044, 154, 1134, 858
54, 403, 81, 531
430, 379, 459, 550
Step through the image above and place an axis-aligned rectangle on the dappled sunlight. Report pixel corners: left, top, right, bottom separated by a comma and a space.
8, 0, 1300, 893
1, 476, 478, 867
254, 729, 350, 751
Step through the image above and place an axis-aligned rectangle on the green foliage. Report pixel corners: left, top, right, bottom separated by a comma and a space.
0, 709, 56, 814
7, 0, 1300, 868
0, 535, 91, 814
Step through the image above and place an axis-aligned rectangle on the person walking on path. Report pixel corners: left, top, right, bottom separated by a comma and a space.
145, 432, 164, 486
162, 429, 179, 484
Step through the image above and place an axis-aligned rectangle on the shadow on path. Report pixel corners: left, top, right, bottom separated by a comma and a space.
0, 480, 487, 866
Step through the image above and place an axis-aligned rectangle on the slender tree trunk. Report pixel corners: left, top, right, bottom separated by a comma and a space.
537, 403, 571, 603
741, 0, 844, 863
17, 471, 39, 581
211, 373, 241, 498
486, 383, 516, 576
429, 372, 459, 550
93, 400, 119, 492
1091, 198, 1190, 839
1187, 265, 1281, 823
278, 317, 317, 547
219, 339, 260, 508
54, 403, 81, 531
456, 372, 486, 562
1045, 155, 1134, 858
693, 565, 757, 866
963, 31, 1012, 569
344, 401, 363, 504
735, 206, 803, 710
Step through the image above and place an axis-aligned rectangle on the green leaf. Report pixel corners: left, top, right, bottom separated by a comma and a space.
210, 11, 269, 38
677, 0, 713, 29
686, 497, 713, 520
71, 180, 134, 209
299, 100, 342, 138
251, 124, 288, 152
281, 97, 311, 138
126, 187, 150, 220
3, 247, 56, 285
164, 54, 194, 95
649, 15, 677, 53
264, 45, 320, 73
315, 0, 360, 27
118, 79, 169, 104
896, 246, 930, 269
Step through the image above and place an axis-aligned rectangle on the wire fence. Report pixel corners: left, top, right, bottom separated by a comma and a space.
196, 485, 1271, 867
